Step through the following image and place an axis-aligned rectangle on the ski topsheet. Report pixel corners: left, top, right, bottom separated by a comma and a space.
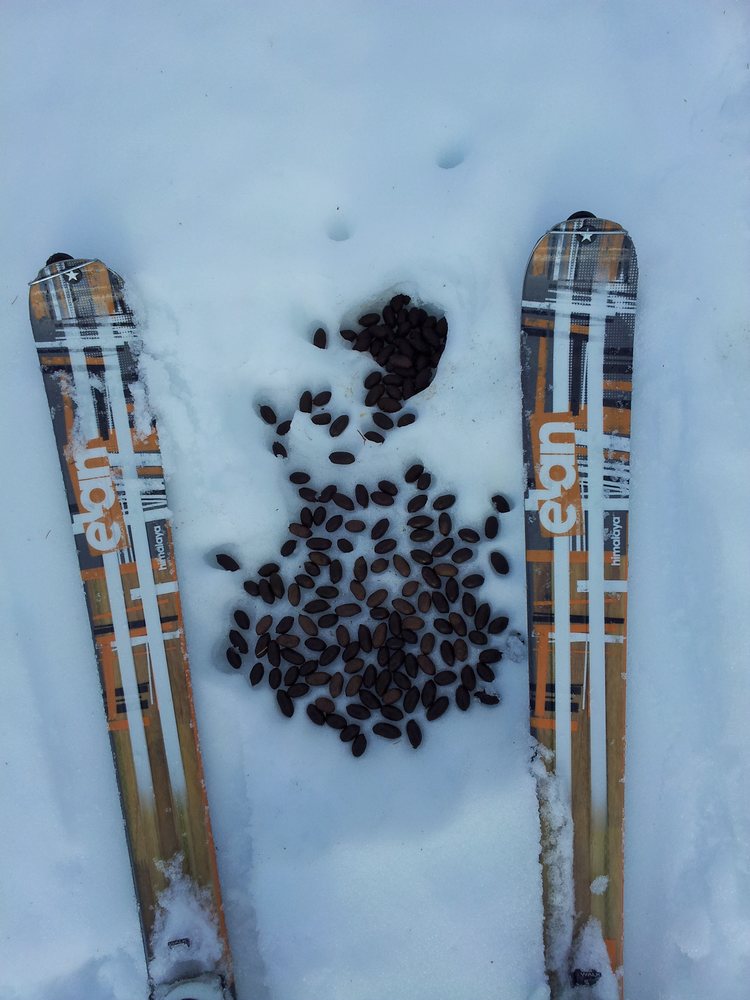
28, 257, 235, 1000
520, 216, 638, 998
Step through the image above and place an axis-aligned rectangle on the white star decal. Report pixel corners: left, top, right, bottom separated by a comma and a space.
65, 269, 81, 283
579, 229, 595, 242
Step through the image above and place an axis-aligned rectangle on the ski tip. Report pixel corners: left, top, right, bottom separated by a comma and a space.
45, 252, 75, 266
567, 211, 596, 221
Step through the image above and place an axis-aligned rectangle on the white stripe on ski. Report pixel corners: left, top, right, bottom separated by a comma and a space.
57, 290, 155, 803
584, 289, 609, 852
551, 251, 575, 802
576, 579, 628, 594
104, 553, 155, 804
97, 324, 188, 804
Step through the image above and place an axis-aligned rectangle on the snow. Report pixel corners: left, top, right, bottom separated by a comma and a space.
1, 2, 749, 999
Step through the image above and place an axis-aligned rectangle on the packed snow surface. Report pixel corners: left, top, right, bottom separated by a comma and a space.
1, 3, 749, 1000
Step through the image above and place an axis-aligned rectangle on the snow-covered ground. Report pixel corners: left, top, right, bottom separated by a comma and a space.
1, 3, 749, 999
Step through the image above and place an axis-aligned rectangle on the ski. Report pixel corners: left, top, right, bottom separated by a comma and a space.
28, 255, 235, 1000
520, 215, 638, 998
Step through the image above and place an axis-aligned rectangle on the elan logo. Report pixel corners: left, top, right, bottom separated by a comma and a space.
532, 416, 583, 537
73, 444, 124, 553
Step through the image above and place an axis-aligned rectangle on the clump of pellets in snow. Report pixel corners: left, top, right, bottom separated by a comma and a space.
213, 292, 516, 757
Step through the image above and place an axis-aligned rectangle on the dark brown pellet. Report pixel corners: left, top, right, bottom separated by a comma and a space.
364, 430, 386, 443
336, 602, 361, 617
490, 551, 510, 575
352, 733, 367, 757
350, 580, 366, 601
288, 583, 301, 607
306, 704, 326, 725
243, 580, 259, 597
329, 415, 349, 437
329, 560, 344, 584
373, 722, 401, 740
318, 484, 337, 503
325, 713, 347, 731
433, 494, 455, 511
426, 696, 449, 721
432, 538, 454, 558
312, 412, 332, 426
405, 463, 424, 483
345, 519, 366, 533
456, 686, 470, 711
276, 690, 294, 717
216, 553, 239, 572
475, 691, 500, 706
345, 676, 363, 696
463, 573, 484, 589
299, 390, 313, 413
249, 662, 264, 686
289, 522, 311, 539
268, 667, 282, 689
370, 558, 389, 573
230, 630, 249, 654
370, 491, 394, 506
272, 441, 287, 458
475, 603, 490, 629
329, 672, 344, 698
259, 404, 277, 425
406, 719, 422, 748
372, 412, 394, 430
397, 413, 416, 427
407, 494, 428, 512
436, 667, 457, 685
416, 472, 432, 490
477, 663, 496, 683
330, 451, 355, 465
488, 616, 509, 634
421, 567, 440, 588
226, 647, 241, 669
417, 652, 436, 675
234, 609, 251, 630
313, 328, 327, 349
391, 554, 410, 577
491, 494, 511, 513
461, 665, 476, 690
313, 390, 332, 406
347, 703, 371, 721
367, 588, 388, 608
270, 573, 285, 598
288, 682, 309, 699
308, 672, 331, 687
280, 539, 297, 558
479, 649, 502, 664
290, 471, 311, 485
458, 527, 480, 543
256, 614, 273, 635
484, 515, 499, 540
359, 312, 381, 327
418, 592, 432, 615
333, 492, 355, 511
340, 724, 359, 742
340, 328, 356, 342
374, 538, 396, 554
